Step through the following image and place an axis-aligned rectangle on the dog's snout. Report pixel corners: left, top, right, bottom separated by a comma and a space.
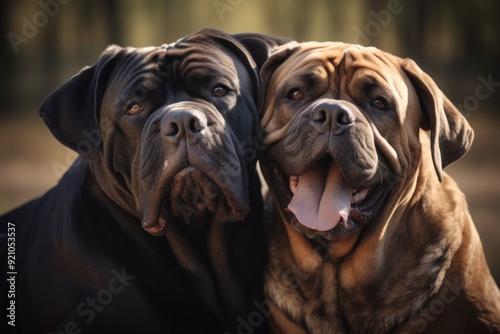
310, 102, 354, 135
164, 110, 207, 140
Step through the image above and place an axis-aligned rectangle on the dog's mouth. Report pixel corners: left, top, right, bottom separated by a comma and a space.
269, 156, 388, 240
142, 166, 249, 236
136, 101, 253, 236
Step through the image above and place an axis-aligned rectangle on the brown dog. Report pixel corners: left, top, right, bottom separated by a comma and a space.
258, 42, 500, 333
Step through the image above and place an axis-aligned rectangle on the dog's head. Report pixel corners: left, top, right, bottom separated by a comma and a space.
39, 28, 288, 235
259, 42, 473, 241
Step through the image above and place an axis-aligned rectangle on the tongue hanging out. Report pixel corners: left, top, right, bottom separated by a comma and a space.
288, 161, 353, 231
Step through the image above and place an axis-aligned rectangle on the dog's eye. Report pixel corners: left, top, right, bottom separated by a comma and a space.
287, 89, 304, 101
127, 103, 144, 115
212, 85, 228, 97
371, 98, 388, 110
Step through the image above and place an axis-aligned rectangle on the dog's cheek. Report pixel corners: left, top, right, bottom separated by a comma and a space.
226, 96, 254, 144
264, 106, 302, 151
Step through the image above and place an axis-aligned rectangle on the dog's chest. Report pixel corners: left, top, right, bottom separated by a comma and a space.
265, 258, 348, 333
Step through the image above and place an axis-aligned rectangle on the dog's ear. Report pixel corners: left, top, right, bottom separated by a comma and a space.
259, 44, 299, 110
38, 45, 123, 158
401, 59, 474, 181
233, 33, 295, 109
232, 32, 294, 71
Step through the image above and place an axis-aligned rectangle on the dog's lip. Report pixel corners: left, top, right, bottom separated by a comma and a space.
141, 166, 249, 236
142, 197, 249, 236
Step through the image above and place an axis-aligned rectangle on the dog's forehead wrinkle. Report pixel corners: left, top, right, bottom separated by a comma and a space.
106, 55, 167, 104
187, 60, 237, 80
175, 43, 239, 78
344, 49, 398, 82
299, 41, 349, 59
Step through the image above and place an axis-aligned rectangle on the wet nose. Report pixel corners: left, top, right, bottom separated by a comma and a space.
164, 109, 207, 140
310, 101, 355, 135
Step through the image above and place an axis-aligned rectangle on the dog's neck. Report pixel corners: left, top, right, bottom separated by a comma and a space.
266, 149, 469, 333
336, 147, 467, 331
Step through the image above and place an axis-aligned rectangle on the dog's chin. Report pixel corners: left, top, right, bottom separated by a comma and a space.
268, 157, 389, 242
142, 167, 249, 236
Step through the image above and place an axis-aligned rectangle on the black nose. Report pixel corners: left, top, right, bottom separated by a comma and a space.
310, 101, 355, 135
164, 110, 207, 140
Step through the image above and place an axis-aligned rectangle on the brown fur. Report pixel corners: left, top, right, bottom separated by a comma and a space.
259, 42, 500, 333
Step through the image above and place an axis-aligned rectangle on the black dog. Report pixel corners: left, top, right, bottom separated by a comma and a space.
0, 28, 289, 333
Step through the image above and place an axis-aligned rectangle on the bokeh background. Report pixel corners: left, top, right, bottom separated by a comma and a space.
1, 0, 499, 282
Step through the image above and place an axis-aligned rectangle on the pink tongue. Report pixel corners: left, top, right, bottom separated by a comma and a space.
288, 162, 352, 231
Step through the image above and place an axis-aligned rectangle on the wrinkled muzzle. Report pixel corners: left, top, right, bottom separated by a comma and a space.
263, 99, 389, 240
136, 102, 250, 235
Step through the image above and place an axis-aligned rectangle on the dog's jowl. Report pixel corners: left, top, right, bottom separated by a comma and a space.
259, 42, 500, 334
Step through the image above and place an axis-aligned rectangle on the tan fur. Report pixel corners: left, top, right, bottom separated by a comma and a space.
260, 42, 500, 333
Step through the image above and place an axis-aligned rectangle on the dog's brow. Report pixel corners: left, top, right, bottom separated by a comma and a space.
361, 76, 379, 94
281, 72, 321, 92
301, 72, 320, 85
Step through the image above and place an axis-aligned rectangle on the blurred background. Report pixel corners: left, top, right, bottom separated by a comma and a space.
1, 0, 499, 281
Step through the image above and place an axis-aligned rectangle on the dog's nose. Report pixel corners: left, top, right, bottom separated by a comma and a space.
310, 101, 354, 135
164, 110, 207, 140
